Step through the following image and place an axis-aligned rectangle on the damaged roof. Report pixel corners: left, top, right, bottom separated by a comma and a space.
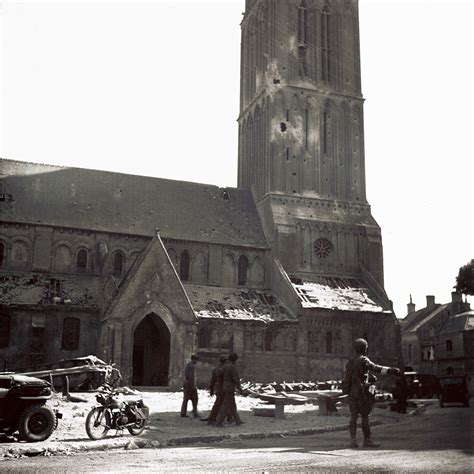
0, 159, 268, 248
439, 311, 474, 334
184, 284, 296, 323
289, 274, 389, 313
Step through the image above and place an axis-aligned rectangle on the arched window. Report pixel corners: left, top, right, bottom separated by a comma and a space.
76, 249, 88, 273
0, 313, 11, 348
54, 245, 72, 273
238, 255, 249, 286
325, 331, 333, 354
321, 5, 331, 84
298, 0, 308, 77
0, 242, 5, 267
62, 317, 81, 351
179, 250, 190, 281
11, 241, 28, 269
112, 252, 124, 277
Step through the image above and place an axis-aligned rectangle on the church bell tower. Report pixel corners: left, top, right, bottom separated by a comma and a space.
238, 0, 386, 287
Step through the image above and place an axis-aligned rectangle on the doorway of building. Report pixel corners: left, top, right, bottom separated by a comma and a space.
132, 313, 170, 386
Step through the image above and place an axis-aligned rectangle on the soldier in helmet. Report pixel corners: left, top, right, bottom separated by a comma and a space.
343, 338, 400, 448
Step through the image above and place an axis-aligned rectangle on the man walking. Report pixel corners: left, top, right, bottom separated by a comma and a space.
206, 354, 228, 425
180, 354, 199, 418
215, 352, 244, 426
343, 338, 399, 448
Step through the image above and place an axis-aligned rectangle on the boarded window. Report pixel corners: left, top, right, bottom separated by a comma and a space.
62, 317, 81, 351
77, 249, 88, 273
112, 252, 124, 277
238, 255, 249, 286
0, 242, 5, 267
179, 250, 190, 281
0, 314, 11, 348
30, 327, 45, 353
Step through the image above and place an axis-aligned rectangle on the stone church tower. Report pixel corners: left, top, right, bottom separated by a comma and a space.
238, 0, 384, 285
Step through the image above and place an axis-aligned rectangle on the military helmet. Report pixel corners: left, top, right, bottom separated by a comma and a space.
354, 338, 368, 354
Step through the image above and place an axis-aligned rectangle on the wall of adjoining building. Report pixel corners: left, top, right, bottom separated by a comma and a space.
0, 307, 99, 371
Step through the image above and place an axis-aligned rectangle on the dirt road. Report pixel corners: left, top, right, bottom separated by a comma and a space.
1, 403, 472, 472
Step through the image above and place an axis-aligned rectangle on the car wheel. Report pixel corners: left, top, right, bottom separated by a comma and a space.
18, 405, 56, 442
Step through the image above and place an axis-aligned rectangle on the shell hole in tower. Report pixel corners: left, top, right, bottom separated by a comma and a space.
280, 122, 287, 132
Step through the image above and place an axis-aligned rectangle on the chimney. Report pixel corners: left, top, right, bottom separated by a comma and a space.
426, 295, 436, 308
451, 291, 463, 303
407, 295, 416, 314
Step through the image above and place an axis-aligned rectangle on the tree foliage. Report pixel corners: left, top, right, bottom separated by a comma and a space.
455, 259, 474, 296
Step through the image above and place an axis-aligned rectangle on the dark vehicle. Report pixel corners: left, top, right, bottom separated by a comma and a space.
85, 385, 149, 440
404, 372, 440, 398
438, 376, 470, 408
0, 374, 61, 442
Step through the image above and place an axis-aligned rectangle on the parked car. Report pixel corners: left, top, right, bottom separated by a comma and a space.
0, 374, 61, 442
404, 372, 440, 398
438, 376, 470, 408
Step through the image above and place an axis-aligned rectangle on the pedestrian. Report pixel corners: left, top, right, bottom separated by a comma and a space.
215, 352, 244, 427
342, 338, 400, 448
180, 354, 199, 418
205, 354, 228, 425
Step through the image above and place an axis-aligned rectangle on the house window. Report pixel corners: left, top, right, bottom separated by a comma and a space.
0, 242, 5, 267
0, 314, 11, 348
325, 331, 333, 354
62, 317, 81, 351
446, 340, 453, 352
76, 249, 88, 273
238, 255, 249, 286
179, 250, 190, 281
112, 252, 124, 277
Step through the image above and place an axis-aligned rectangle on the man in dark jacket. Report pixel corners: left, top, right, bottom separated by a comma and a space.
343, 338, 400, 448
206, 354, 228, 425
215, 352, 244, 426
180, 354, 199, 418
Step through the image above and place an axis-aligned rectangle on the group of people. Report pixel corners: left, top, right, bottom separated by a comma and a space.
181, 338, 403, 448
180, 352, 244, 427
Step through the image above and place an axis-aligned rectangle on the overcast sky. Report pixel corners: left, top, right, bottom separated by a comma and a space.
1, 0, 472, 318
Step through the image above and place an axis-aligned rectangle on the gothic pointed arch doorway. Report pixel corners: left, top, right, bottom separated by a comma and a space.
132, 313, 170, 386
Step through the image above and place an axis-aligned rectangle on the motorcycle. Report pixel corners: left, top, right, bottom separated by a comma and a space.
85, 385, 149, 440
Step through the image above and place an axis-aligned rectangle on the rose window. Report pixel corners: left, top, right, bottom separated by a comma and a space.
313, 238, 333, 259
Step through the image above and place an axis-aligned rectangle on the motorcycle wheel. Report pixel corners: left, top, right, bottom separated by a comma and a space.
18, 405, 56, 442
127, 419, 146, 436
85, 407, 111, 440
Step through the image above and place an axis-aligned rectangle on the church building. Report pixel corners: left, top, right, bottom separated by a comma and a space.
0, 0, 401, 387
